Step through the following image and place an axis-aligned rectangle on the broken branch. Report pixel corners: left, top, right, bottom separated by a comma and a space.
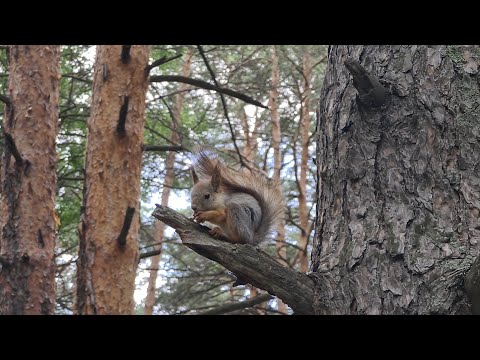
3, 131, 23, 164
344, 59, 387, 108
117, 96, 129, 137
117, 207, 135, 248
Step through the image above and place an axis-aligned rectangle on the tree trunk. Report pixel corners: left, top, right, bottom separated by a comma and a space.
239, 106, 261, 165
0, 45, 61, 314
144, 48, 193, 315
313, 45, 480, 314
297, 51, 314, 274
76, 45, 150, 314
239, 102, 266, 311
270, 46, 288, 314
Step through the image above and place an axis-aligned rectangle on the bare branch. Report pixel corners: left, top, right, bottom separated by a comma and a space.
61, 74, 92, 85
145, 54, 183, 74
199, 293, 273, 315
196, 45, 247, 168
4, 131, 24, 165
139, 249, 162, 260
143, 145, 184, 152
312, 55, 327, 69
152, 205, 315, 314
0, 94, 11, 105
149, 75, 268, 109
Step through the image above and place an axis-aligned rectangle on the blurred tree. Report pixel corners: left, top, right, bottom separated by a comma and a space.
0, 45, 61, 314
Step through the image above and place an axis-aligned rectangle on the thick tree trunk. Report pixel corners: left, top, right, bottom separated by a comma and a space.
144, 48, 193, 315
0, 46, 61, 314
76, 45, 150, 314
313, 45, 480, 314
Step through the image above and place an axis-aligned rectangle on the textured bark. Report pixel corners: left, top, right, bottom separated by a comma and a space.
297, 51, 314, 274
313, 45, 480, 314
152, 205, 315, 314
270, 46, 288, 314
76, 45, 150, 314
0, 46, 61, 314
144, 48, 193, 315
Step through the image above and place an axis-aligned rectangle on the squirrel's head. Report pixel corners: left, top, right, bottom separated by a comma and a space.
190, 166, 224, 215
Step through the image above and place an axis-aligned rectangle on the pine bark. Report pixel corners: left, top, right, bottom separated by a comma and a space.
0, 45, 61, 314
313, 45, 480, 314
76, 45, 150, 314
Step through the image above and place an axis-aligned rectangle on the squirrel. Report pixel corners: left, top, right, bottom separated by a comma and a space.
190, 148, 284, 245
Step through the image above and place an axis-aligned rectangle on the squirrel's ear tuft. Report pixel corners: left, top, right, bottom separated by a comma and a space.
191, 166, 199, 184
211, 165, 222, 191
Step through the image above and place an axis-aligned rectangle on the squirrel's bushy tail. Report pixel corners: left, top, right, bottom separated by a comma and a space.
192, 147, 284, 244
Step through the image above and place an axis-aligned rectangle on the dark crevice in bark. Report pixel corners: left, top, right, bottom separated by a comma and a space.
121, 45, 131, 64
116, 96, 129, 137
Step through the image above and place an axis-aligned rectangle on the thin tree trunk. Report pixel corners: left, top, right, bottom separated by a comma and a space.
270, 46, 288, 314
76, 45, 150, 314
313, 45, 480, 314
240, 107, 267, 313
239, 106, 260, 165
0, 46, 61, 314
297, 51, 314, 273
143, 48, 193, 315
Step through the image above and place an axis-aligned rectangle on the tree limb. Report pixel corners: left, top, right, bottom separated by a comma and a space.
149, 75, 268, 109
143, 145, 184, 152
3, 131, 24, 165
0, 94, 11, 105
139, 248, 162, 260
117, 207, 135, 248
196, 45, 247, 169
199, 293, 273, 315
145, 54, 183, 74
152, 205, 315, 315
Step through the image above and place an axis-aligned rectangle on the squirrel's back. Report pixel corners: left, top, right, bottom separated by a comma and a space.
192, 148, 284, 244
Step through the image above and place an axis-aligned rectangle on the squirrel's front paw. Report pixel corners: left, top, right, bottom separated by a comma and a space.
193, 211, 206, 223
209, 226, 223, 238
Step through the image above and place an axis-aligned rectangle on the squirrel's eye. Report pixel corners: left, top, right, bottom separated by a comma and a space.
204, 193, 210, 199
